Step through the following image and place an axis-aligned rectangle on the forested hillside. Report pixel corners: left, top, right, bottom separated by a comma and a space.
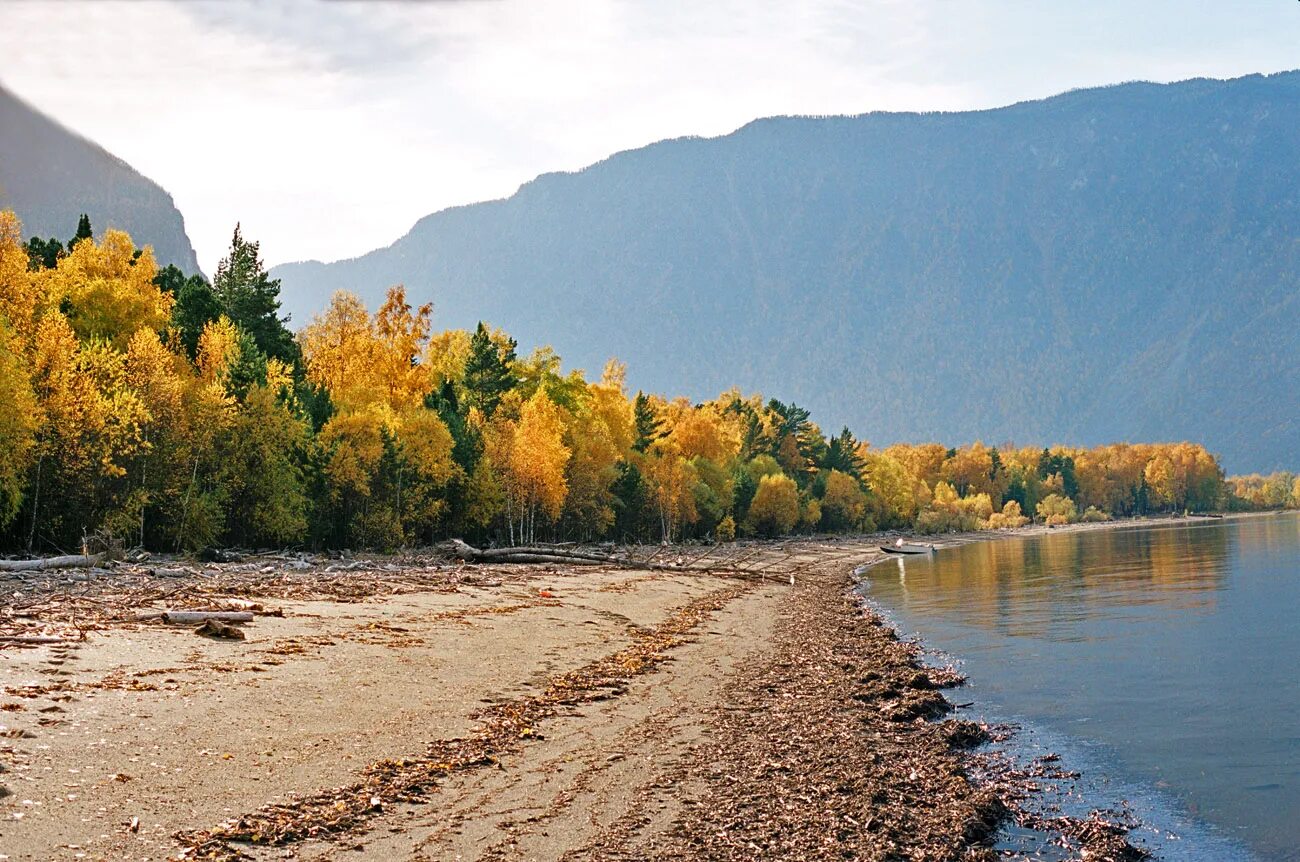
273, 71, 1300, 473
0, 83, 200, 274
4, 211, 1285, 555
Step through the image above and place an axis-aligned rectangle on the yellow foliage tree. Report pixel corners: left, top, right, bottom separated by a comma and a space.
1036, 493, 1078, 525
503, 390, 570, 544
0, 319, 38, 526
196, 316, 243, 387
747, 472, 800, 536
393, 407, 461, 541
664, 400, 736, 462
563, 361, 634, 538
373, 287, 434, 413
941, 441, 994, 497
24, 313, 149, 546
886, 443, 948, 488
820, 469, 867, 531
0, 211, 54, 347
40, 229, 172, 348
982, 500, 1029, 530
425, 328, 472, 391
299, 291, 379, 411
647, 450, 698, 542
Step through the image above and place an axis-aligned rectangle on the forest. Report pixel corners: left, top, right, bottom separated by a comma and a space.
0, 210, 1291, 554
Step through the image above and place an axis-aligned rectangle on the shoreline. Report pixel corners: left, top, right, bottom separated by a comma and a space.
0, 515, 1258, 860
849, 509, 1294, 860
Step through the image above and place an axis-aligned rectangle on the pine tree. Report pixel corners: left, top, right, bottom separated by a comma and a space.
822, 427, 865, 479
68, 214, 92, 251
24, 236, 63, 270
172, 278, 223, 359
212, 224, 298, 366
632, 392, 662, 452
463, 322, 516, 417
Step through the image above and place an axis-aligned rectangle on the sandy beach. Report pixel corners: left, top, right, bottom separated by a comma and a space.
0, 518, 1214, 861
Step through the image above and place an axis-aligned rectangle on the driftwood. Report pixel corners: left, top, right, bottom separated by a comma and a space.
194, 619, 246, 639
0, 635, 78, 645
0, 553, 106, 572
447, 539, 716, 571
161, 611, 254, 624
444, 539, 804, 582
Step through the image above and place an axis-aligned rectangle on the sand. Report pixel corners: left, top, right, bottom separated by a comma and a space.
1, 519, 1208, 861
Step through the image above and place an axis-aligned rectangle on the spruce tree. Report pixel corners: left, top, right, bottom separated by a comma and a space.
68, 214, 92, 251
24, 237, 63, 270
212, 224, 298, 366
822, 427, 865, 478
462, 322, 516, 417
632, 392, 662, 452
156, 265, 222, 358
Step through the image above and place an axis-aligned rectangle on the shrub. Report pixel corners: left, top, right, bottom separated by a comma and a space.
916, 481, 993, 533
747, 473, 800, 536
715, 514, 736, 542
916, 508, 973, 534
1035, 493, 1078, 525
982, 499, 1029, 530
819, 469, 867, 531
1080, 505, 1112, 523
800, 498, 822, 533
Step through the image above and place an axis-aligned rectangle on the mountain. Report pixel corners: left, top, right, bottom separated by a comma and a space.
0, 83, 200, 274
272, 71, 1300, 473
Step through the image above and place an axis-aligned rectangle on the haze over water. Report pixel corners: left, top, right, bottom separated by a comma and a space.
863, 514, 1300, 861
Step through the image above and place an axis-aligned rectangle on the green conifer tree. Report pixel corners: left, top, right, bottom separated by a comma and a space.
632, 391, 662, 452
24, 236, 64, 269
462, 322, 516, 417
156, 265, 222, 358
212, 224, 298, 366
67, 214, 92, 251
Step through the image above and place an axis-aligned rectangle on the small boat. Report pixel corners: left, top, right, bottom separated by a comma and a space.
880, 543, 934, 556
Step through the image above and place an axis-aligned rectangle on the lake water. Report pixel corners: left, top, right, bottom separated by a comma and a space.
860, 513, 1300, 861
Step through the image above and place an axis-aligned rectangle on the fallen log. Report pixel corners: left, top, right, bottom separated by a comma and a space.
0, 635, 79, 645
0, 553, 106, 572
443, 539, 792, 582
446, 539, 623, 565
161, 611, 254, 625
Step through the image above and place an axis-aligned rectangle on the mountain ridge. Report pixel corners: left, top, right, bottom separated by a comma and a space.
0, 82, 201, 274
272, 70, 1300, 472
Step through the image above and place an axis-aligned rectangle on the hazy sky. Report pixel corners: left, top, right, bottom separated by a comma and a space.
2, 0, 1298, 272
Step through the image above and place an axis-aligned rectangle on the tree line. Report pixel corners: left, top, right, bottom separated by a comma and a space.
0, 211, 1287, 554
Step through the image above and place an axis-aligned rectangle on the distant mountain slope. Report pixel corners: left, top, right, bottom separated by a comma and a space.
273, 72, 1300, 472
0, 83, 200, 274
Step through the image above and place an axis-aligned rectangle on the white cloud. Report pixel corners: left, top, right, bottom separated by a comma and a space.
0, 0, 1297, 272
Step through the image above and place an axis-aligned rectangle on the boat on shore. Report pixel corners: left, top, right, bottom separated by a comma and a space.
880, 542, 935, 556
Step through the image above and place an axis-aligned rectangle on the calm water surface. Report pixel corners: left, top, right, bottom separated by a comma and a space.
862, 513, 1300, 861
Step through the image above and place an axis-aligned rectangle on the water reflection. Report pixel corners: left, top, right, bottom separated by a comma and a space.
863, 514, 1300, 861
879, 522, 1233, 640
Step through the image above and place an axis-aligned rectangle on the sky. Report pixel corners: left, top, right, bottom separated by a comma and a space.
1, 0, 1298, 272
